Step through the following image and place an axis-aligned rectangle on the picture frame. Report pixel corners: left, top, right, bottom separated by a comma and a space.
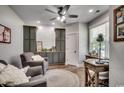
113, 5, 124, 41
0, 24, 11, 43
37, 41, 43, 52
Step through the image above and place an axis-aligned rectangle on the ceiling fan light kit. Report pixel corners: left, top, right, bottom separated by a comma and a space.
60, 18, 64, 22
60, 16, 66, 22
62, 16, 65, 20
89, 9, 94, 13
57, 16, 60, 20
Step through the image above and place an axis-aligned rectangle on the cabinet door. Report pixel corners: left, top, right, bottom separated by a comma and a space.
23, 26, 37, 53
53, 52, 59, 64
30, 27, 36, 39
30, 40, 36, 52
40, 52, 47, 57
24, 26, 30, 39
61, 40, 65, 51
47, 52, 53, 64
56, 41, 61, 51
24, 40, 30, 52
61, 31, 65, 40
55, 30, 61, 40
59, 52, 65, 63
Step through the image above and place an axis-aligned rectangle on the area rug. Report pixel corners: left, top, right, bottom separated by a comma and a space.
45, 69, 80, 87
48, 65, 85, 87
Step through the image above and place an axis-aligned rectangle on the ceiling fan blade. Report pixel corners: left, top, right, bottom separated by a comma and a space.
49, 17, 57, 21
45, 8, 57, 14
68, 15, 78, 18
63, 5, 70, 11
61, 5, 70, 15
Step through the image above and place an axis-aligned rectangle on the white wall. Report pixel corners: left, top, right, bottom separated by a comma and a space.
66, 23, 79, 34
0, 6, 24, 68
109, 5, 124, 87
36, 26, 55, 49
79, 23, 88, 63
89, 11, 109, 29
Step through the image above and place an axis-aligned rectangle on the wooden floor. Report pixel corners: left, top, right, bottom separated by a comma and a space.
49, 64, 75, 69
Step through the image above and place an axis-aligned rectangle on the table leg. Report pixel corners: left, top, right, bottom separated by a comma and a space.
85, 67, 88, 86
94, 72, 99, 87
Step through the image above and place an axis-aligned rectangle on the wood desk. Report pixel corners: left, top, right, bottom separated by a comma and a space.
85, 55, 109, 60
84, 59, 109, 87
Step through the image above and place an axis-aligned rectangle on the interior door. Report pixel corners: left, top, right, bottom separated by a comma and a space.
66, 33, 79, 66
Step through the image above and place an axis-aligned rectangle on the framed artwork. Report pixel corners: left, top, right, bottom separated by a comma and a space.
37, 41, 43, 52
113, 5, 124, 41
0, 24, 11, 43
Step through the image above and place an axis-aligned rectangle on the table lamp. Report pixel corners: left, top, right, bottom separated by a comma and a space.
96, 33, 104, 64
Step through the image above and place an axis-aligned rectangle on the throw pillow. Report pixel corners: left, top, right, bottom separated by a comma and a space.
31, 55, 44, 61
0, 63, 6, 72
21, 66, 30, 74
0, 64, 29, 85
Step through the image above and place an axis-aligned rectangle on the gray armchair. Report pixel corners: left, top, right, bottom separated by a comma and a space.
20, 52, 48, 74
7, 66, 47, 87
0, 60, 47, 87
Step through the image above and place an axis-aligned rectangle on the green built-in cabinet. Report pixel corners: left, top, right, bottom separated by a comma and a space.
23, 26, 37, 53
37, 28, 66, 64
38, 51, 65, 64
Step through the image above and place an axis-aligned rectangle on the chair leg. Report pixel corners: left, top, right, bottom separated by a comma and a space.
42, 63, 44, 75
99, 79, 109, 87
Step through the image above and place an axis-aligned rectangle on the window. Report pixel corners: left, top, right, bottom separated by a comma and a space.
89, 22, 109, 58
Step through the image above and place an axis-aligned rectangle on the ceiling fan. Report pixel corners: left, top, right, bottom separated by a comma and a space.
45, 5, 78, 23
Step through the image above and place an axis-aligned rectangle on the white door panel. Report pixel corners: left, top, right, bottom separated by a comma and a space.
66, 33, 79, 66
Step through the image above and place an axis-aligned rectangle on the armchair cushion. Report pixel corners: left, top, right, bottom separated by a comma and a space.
26, 61, 43, 67
26, 66, 43, 77
23, 52, 34, 62
7, 75, 46, 87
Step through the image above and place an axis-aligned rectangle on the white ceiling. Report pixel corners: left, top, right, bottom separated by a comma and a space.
10, 5, 109, 26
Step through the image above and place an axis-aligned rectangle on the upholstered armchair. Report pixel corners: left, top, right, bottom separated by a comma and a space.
20, 52, 48, 74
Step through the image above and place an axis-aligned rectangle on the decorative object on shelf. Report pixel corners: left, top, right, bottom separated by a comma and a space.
113, 5, 124, 41
96, 33, 104, 64
51, 46, 56, 52
89, 50, 98, 58
0, 24, 11, 43
42, 48, 49, 52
